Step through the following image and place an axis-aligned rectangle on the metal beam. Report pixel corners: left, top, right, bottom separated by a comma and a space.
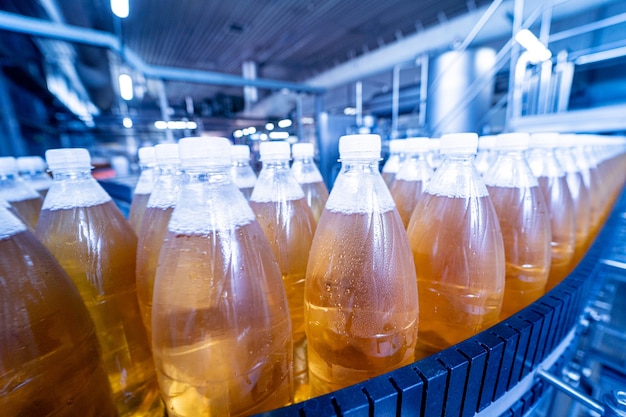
0, 10, 324, 94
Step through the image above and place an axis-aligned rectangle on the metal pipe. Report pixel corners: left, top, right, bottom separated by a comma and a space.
457, 0, 504, 52
536, 369, 605, 415
156, 80, 174, 143
355, 81, 363, 127
549, 12, 626, 43
391, 65, 401, 138
505, 0, 525, 131
0, 10, 324, 94
296, 94, 304, 142
418, 54, 429, 129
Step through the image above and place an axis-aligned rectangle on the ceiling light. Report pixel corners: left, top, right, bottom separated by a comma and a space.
186, 121, 198, 129
515, 29, 552, 64
277, 119, 292, 128
233, 130, 243, 138
269, 131, 290, 140
110, 0, 129, 18
265, 122, 274, 130
247, 126, 257, 134
154, 121, 167, 130
301, 117, 314, 125
343, 107, 356, 116
122, 117, 133, 128
118, 73, 133, 100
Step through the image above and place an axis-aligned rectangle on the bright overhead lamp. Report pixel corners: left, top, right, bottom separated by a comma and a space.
269, 131, 290, 140
277, 119, 292, 128
122, 117, 132, 128
515, 29, 552, 64
265, 122, 274, 130
118, 73, 133, 100
111, 0, 129, 18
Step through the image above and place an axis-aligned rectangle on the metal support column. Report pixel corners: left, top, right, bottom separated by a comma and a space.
355, 81, 363, 128
0, 67, 26, 156
156, 80, 174, 143
505, 0, 525, 131
391, 65, 401, 138
418, 54, 429, 130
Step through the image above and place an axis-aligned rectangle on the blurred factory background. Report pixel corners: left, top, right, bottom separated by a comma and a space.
0, 0, 625, 179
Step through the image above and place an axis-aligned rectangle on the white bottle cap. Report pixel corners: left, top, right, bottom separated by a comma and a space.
179, 137, 231, 167
529, 132, 560, 149
428, 138, 441, 151
17, 156, 47, 173
478, 135, 497, 150
439, 133, 478, 155
388, 139, 405, 153
154, 143, 180, 165
138, 146, 156, 165
45, 148, 91, 171
0, 156, 18, 175
231, 144, 251, 160
260, 141, 290, 161
403, 137, 431, 154
496, 132, 530, 151
339, 134, 381, 159
291, 142, 314, 158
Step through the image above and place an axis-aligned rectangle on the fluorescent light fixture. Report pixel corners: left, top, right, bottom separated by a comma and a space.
301, 117, 314, 124
248, 126, 257, 134
154, 120, 196, 130
515, 29, 552, 64
122, 117, 133, 128
343, 107, 356, 116
277, 119, 292, 128
265, 122, 274, 130
111, 0, 129, 18
260, 133, 268, 140
118, 73, 133, 100
233, 130, 243, 138
186, 121, 198, 129
154, 121, 167, 130
269, 131, 290, 140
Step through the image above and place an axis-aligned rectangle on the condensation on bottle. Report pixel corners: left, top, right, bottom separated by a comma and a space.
35, 148, 163, 417
407, 133, 505, 360
475, 135, 497, 175
136, 143, 182, 341
230, 144, 257, 199
152, 137, 293, 417
305, 134, 419, 397
249, 140, 316, 402
17, 155, 52, 197
0, 205, 118, 417
291, 142, 329, 222
555, 137, 592, 270
381, 139, 405, 186
528, 133, 576, 291
483, 133, 551, 320
129, 146, 157, 235
0, 156, 43, 230
389, 137, 434, 228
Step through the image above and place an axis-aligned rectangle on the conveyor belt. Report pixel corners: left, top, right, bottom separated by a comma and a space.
260, 189, 626, 417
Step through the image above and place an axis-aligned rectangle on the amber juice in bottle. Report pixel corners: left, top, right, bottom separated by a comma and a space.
407, 133, 505, 359
484, 133, 551, 320
0, 206, 117, 417
152, 137, 293, 417
129, 146, 157, 235
35, 148, 163, 417
0, 156, 43, 230
249, 141, 316, 402
389, 137, 433, 228
136, 143, 182, 339
291, 142, 329, 222
305, 134, 419, 397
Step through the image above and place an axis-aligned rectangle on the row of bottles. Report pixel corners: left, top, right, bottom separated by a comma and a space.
2, 132, 625, 416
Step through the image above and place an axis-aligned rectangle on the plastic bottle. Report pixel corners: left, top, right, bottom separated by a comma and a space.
136, 143, 182, 340
230, 144, 257, 199
17, 155, 52, 197
475, 135, 498, 175
528, 133, 576, 291
389, 137, 434, 228
305, 134, 418, 397
35, 148, 163, 417
381, 139, 405, 186
426, 137, 442, 170
483, 133, 551, 320
152, 137, 293, 417
249, 141, 316, 402
128, 146, 157, 235
0, 205, 118, 417
555, 139, 591, 269
407, 133, 505, 359
0, 156, 43, 230
291, 142, 329, 222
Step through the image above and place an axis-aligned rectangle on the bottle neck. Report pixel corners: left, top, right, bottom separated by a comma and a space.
51, 168, 93, 181
341, 158, 380, 173
261, 159, 290, 170
184, 165, 232, 184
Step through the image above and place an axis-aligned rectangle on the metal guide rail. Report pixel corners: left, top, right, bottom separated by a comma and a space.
260, 189, 626, 417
